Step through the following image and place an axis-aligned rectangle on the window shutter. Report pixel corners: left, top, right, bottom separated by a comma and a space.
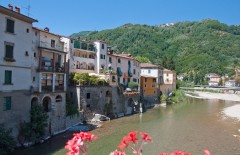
6, 45, 13, 58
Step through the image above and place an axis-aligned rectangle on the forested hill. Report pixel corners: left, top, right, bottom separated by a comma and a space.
70, 19, 240, 77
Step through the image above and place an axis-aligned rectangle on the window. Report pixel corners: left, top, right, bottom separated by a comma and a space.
118, 58, 121, 63
112, 76, 116, 82
145, 84, 147, 87
128, 78, 130, 82
138, 79, 139, 83
167, 73, 169, 77
33, 76, 36, 82
148, 69, 151, 74
4, 42, 14, 61
145, 78, 147, 82
100, 54, 104, 59
103, 55, 105, 59
153, 78, 156, 82
55, 95, 62, 102
4, 70, 12, 84
133, 69, 136, 74
87, 93, 90, 99
34, 52, 36, 58
3, 97, 11, 111
102, 44, 105, 49
51, 40, 55, 48
6, 19, 14, 33
152, 84, 155, 87
35, 31, 38, 36
118, 77, 120, 83
26, 28, 29, 33
109, 57, 112, 63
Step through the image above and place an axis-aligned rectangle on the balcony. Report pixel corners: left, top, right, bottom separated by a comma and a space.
39, 41, 64, 53
38, 57, 65, 73
74, 41, 95, 52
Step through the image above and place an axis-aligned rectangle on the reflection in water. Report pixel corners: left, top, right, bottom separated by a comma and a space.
12, 98, 240, 155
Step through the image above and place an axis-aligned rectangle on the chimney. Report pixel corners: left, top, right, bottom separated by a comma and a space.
8, 4, 13, 11
15, 6, 20, 13
44, 27, 49, 32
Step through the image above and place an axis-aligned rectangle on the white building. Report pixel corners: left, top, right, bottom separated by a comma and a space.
0, 5, 37, 137
107, 52, 140, 88
95, 40, 107, 74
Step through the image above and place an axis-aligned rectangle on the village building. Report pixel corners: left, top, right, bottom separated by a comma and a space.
160, 68, 176, 94
31, 27, 67, 135
140, 63, 163, 106
0, 5, 37, 138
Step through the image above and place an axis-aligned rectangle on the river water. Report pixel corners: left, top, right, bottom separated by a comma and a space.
12, 97, 240, 155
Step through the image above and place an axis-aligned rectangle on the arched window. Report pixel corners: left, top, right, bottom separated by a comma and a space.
42, 96, 51, 112
55, 95, 62, 102
106, 90, 111, 97
31, 97, 38, 107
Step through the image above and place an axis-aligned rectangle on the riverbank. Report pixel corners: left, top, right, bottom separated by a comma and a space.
186, 91, 240, 102
186, 91, 240, 121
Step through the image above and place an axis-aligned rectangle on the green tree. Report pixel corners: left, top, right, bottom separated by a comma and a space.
128, 81, 138, 90
135, 56, 151, 63
30, 104, 48, 137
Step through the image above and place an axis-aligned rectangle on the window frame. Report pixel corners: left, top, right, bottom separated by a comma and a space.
6, 18, 15, 34
3, 96, 11, 111
4, 42, 15, 61
4, 70, 12, 84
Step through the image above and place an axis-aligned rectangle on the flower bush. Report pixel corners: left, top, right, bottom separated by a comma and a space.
65, 131, 210, 155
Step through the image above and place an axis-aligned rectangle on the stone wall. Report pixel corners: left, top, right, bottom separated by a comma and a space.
0, 90, 31, 139
68, 86, 141, 120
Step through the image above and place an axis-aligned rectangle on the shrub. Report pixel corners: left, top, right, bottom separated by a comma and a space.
0, 124, 15, 155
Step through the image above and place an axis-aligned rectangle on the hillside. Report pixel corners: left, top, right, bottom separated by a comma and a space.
71, 19, 240, 83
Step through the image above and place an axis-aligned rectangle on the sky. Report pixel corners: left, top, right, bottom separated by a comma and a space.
0, 0, 240, 36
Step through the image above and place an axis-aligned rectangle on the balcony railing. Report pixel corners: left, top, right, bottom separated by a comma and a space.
74, 41, 95, 52
39, 41, 64, 52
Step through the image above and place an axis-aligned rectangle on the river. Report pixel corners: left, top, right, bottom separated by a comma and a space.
12, 97, 240, 155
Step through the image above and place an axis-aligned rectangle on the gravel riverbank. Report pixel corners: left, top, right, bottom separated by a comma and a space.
186, 91, 240, 121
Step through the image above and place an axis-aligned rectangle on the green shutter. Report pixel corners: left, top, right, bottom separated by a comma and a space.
6, 45, 13, 58
5, 70, 12, 84
3, 97, 11, 111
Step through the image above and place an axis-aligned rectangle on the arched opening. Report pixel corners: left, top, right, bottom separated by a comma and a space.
76, 61, 80, 69
127, 98, 134, 114
42, 96, 51, 112
88, 63, 94, 70
80, 62, 87, 69
31, 97, 38, 107
55, 95, 62, 102
106, 90, 111, 97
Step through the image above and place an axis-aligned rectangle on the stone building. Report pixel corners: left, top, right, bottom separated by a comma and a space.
160, 68, 176, 94
0, 5, 38, 138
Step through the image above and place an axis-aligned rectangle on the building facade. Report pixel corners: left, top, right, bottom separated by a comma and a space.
31, 27, 67, 135
160, 68, 176, 94
0, 5, 37, 137
140, 63, 163, 106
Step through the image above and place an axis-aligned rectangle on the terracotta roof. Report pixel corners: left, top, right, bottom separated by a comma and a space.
141, 75, 156, 78
109, 53, 138, 61
140, 63, 160, 68
33, 27, 62, 38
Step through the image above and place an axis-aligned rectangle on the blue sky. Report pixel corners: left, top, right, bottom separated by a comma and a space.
1, 0, 240, 36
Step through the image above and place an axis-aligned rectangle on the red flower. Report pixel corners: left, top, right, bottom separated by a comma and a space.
170, 151, 192, 155
158, 153, 168, 155
118, 136, 130, 150
109, 150, 126, 155
140, 132, 153, 142
204, 150, 211, 155
127, 131, 138, 144
65, 132, 97, 155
